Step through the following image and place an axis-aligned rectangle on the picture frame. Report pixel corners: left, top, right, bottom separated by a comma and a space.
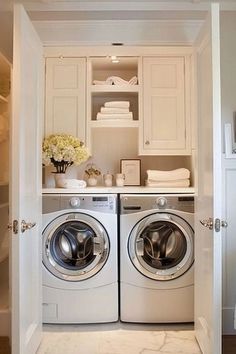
120, 159, 141, 186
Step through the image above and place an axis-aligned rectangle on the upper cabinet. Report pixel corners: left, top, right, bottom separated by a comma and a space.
45, 57, 86, 144
44, 49, 194, 156
140, 56, 191, 155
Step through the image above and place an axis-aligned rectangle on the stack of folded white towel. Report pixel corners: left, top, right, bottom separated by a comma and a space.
146, 168, 190, 187
96, 101, 133, 120
93, 76, 138, 86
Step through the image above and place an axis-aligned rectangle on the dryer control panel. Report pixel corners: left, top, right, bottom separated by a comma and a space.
120, 194, 194, 214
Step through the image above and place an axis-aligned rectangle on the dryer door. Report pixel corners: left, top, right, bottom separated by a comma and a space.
129, 212, 194, 280
43, 212, 109, 281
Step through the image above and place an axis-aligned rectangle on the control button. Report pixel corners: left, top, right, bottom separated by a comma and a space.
70, 197, 80, 208
156, 197, 167, 208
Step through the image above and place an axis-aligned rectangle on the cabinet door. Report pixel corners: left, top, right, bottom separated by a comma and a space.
141, 57, 190, 155
45, 57, 86, 143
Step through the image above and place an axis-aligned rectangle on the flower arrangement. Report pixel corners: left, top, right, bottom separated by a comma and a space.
84, 163, 101, 177
42, 134, 89, 173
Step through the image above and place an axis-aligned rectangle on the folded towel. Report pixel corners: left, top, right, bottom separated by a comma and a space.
109, 76, 138, 86
97, 112, 133, 120
104, 101, 130, 108
100, 107, 130, 114
146, 179, 190, 188
58, 179, 87, 189
128, 76, 138, 85
93, 76, 138, 86
93, 77, 113, 85
146, 168, 190, 182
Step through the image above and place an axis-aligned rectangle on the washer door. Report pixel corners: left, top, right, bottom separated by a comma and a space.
43, 213, 109, 281
129, 213, 194, 281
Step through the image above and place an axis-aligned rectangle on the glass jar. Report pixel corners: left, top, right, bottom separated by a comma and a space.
116, 173, 125, 187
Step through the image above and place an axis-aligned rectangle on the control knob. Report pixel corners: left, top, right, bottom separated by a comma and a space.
156, 197, 167, 208
70, 197, 80, 208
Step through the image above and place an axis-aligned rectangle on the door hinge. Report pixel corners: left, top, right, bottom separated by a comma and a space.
8, 220, 19, 234
200, 218, 228, 232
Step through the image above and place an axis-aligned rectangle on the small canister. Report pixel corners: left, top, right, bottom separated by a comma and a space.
116, 173, 125, 187
103, 172, 113, 187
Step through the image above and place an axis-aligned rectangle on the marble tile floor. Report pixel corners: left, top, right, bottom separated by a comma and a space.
37, 323, 202, 354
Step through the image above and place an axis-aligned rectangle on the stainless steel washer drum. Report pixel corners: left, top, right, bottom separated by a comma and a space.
42, 212, 109, 282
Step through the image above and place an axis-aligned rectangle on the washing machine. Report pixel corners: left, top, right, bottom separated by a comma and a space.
42, 193, 118, 324
120, 194, 194, 323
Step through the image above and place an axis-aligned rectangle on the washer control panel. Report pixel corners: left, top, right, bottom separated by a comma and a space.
42, 194, 117, 214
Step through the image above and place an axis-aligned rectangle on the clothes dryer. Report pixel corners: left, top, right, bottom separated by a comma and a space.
42, 194, 118, 324
120, 194, 194, 323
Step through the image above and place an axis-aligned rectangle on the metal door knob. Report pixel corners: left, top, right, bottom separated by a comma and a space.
145, 140, 150, 145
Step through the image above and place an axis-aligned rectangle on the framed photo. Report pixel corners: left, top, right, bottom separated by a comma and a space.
120, 159, 141, 186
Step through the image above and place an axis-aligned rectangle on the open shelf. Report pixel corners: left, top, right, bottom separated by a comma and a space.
90, 120, 139, 128
90, 85, 140, 93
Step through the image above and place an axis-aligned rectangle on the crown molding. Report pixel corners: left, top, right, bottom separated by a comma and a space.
33, 19, 203, 46
23, 1, 211, 12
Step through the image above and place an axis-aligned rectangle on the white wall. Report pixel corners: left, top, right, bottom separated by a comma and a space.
220, 11, 236, 334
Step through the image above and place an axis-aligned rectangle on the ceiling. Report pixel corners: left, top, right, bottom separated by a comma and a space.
0, 1, 235, 21
0, 0, 236, 61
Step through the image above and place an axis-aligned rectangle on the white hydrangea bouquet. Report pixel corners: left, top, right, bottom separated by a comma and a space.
42, 134, 89, 173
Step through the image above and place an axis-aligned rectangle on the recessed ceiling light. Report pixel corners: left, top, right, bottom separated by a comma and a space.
111, 55, 120, 63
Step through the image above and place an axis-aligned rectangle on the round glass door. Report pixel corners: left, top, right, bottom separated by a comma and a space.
43, 213, 109, 281
129, 213, 194, 280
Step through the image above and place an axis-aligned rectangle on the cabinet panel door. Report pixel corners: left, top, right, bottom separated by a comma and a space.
45, 57, 86, 143
142, 57, 190, 154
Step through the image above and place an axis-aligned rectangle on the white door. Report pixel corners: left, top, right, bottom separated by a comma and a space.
11, 4, 43, 354
195, 4, 224, 354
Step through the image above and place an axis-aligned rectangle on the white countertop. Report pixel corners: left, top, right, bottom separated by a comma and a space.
42, 186, 195, 194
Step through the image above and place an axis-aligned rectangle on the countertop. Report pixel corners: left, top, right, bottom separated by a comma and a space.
42, 186, 195, 194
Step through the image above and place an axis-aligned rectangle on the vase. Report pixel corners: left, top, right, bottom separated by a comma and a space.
87, 176, 98, 187
54, 173, 66, 188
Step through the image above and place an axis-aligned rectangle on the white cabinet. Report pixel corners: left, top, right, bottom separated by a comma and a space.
45, 57, 86, 143
44, 52, 193, 157
140, 56, 191, 155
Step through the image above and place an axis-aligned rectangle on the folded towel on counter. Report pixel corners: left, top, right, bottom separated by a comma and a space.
58, 179, 87, 189
100, 107, 130, 114
146, 168, 190, 182
97, 112, 133, 120
146, 179, 190, 188
104, 101, 130, 108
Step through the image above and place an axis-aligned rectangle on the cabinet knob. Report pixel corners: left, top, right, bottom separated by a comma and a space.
145, 140, 150, 145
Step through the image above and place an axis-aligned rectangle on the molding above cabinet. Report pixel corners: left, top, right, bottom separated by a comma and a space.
35, 19, 203, 46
